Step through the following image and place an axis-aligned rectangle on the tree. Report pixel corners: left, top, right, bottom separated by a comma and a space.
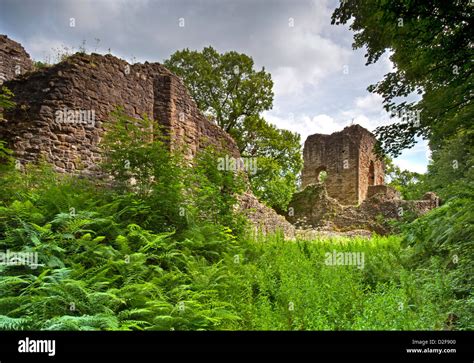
331, 0, 473, 156
240, 115, 302, 212
384, 157, 426, 200
164, 47, 273, 138
164, 47, 302, 211
101, 108, 246, 232
101, 108, 188, 231
424, 131, 474, 200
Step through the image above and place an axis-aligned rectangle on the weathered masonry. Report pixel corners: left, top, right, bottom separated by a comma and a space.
1, 46, 238, 175
0, 35, 33, 85
0, 35, 295, 237
287, 125, 439, 234
301, 124, 384, 205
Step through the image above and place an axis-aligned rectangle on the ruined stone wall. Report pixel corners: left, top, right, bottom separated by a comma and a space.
0, 37, 292, 237
301, 125, 384, 205
286, 183, 343, 229
238, 192, 295, 238
154, 75, 239, 159
301, 132, 358, 205
286, 182, 439, 235
1, 52, 238, 175
0, 35, 34, 85
367, 185, 400, 200
2, 54, 160, 174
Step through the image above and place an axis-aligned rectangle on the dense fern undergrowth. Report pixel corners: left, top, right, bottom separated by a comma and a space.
0, 167, 471, 331
0, 110, 471, 331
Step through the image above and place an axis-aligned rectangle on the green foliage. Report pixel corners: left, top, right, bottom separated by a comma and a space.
100, 108, 246, 233
164, 46, 273, 134
0, 141, 13, 168
384, 157, 426, 200
223, 234, 449, 330
33, 61, 49, 70
101, 107, 180, 197
0, 162, 101, 225
0, 87, 15, 164
0, 106, 469, 331
164, 48, 302, 211
0, 86, 15, 115
190, 147, 247, 232
239, 116, 303, 211
402, 198, 474, 329
332, 1, 473, 156
318, 170, 328, 183
424, 131, 474, 200
0, 176, 453, 331
0, 177, 243, 330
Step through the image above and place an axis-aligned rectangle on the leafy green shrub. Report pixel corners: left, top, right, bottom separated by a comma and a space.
189, 147, 247, 234
101, 108, 187, 232
402, 198, 474, 330
425, 131, 474, 200
100, 108, 246, 235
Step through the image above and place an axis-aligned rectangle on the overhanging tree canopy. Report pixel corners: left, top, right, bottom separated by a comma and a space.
332, 0, 473, 156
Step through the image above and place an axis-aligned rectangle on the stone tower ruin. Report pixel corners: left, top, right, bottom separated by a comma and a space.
301, 124, 384, 205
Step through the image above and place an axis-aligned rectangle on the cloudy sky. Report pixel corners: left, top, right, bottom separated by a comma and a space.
0, 0, 430, 172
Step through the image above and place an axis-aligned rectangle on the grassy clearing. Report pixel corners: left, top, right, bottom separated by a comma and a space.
224, 234, 448, 330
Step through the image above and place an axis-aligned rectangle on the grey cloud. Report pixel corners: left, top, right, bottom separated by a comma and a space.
0, 0, 428, 171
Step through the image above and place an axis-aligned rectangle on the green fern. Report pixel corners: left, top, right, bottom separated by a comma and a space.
43, 314, 119, 331
0, 315, 29, 330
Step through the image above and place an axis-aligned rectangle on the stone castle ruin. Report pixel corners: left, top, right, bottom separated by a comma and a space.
0, 43, 239, 175
287, 127, 439, 234
0, 35, 438, 237
301, 124, 384, 205
0, 35, 294, 237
